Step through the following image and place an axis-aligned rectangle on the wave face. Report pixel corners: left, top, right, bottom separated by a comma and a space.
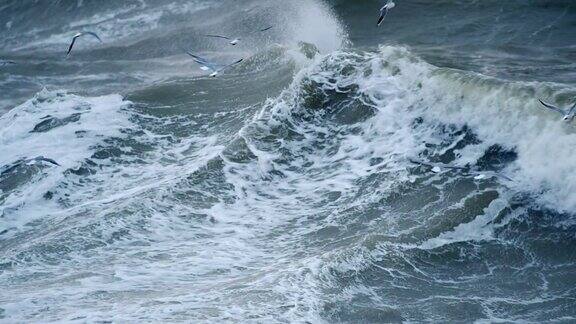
1, 0, 575, 322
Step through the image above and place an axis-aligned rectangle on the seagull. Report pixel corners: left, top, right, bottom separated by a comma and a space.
28, 156, 61, 167
203, 26, 273, 46
66, 32, 102, 56
377, 0, 396, 26
0, 60, 16, 66
1, 156, 60, 176
186, 52, 243, 77
538, 99, 576, 122
410, 159, 467, 175
409, 159, 512, 181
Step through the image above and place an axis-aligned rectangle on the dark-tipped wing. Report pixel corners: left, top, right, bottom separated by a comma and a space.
37, 157, 60, 166
204, 34, 231, 40
539, 99, 565, 114
83, 31, 103, 43
245, 26, 273, 36
1, 163, 20, 175
377, 9, 388, 26
409, 159, 432, 168
471, 170, 513, 182
218, 58, 244, 72
569, 102, 576, 115
409, 159, 469, 172
67, 32, 102, 56
442, 165, 468, 171
67, 36, 78, 56
186, 52, 209, 64
186, 52, 217, 71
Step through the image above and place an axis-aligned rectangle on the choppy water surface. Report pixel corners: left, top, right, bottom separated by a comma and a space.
0, 0, 575, 322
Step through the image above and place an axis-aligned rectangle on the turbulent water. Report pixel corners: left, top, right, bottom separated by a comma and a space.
0, 0, 575, 322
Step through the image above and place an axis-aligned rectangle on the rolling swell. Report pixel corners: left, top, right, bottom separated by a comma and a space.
188, 46, 575, 322
253, 47, 576, 322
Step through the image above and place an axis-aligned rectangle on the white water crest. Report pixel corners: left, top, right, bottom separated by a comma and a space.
305, 45, 576, 213
0, 90, 133, 232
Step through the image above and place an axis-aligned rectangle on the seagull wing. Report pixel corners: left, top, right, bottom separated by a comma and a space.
1, 163, 21, 175
377, 8, 388, 26
409, 159, 432, 167
409, 159, 470, 172
568, 102, 576, 115
442, 165, 468, 171
496, 173, 514, 182
37, 157, 60, 166
204, 34, 232, 40
67, 36, 79, 56
186, 52, 217, 71
217, 58, 244, 72
244, 26, 274, 36
470, 170, 513, 182
186, 52, 208, 63
186, 52, 204, 60
83, 31, 103, 43
67, 32, 102, 56
539, 99, 565, 115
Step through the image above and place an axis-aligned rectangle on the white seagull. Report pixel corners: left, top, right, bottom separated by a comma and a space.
203, 26, 273, 46
377, 0, 396, 26
409, 159, 512, 181
1, 156, 60, 176
27, 156, 60, 167
539, 99, 576, 122
186, 52, 243, 77
67, 32, 102, 56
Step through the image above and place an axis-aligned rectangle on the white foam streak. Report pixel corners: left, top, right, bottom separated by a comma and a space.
419, 197, 510, 250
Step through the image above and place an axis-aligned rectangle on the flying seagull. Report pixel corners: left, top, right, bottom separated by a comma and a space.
28, 156, 61, 167
0, 60, 16, 66
538, 99, 576, 122
409, 159, 512, 181
410, 159, 467, 173
1, 156, 60, 176
186, 52, 243, 77
67, 32, 102, 56
203, 26, 273, 46
377, 0, 396, 26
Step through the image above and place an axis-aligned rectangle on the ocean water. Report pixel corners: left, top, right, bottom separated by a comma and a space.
0, 0, 575, 322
